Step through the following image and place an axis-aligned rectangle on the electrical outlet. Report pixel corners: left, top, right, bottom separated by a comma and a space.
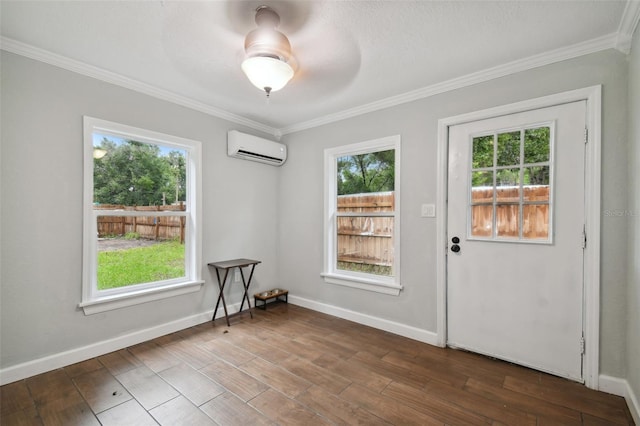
421, 203, 436, 217
234, 270, 241, 282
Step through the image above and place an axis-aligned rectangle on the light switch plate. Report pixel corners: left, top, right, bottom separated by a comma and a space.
421, 204, 436, 217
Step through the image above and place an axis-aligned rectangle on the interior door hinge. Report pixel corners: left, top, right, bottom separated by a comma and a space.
582, 226, 587, 249
580, 334, 586, 355
584, 127, 589, 144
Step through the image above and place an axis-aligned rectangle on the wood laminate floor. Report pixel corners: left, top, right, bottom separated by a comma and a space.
1, 303, 634, 425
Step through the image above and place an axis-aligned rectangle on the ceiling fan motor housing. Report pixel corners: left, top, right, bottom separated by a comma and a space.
244, 6, 291, 62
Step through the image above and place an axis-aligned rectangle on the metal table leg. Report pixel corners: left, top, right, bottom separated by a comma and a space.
238, 263, 256, 319
212, 267, 231, 326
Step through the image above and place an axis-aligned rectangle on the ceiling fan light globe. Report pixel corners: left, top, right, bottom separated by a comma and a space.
241, 56, 294, 93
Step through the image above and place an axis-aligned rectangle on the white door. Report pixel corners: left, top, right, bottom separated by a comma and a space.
447, 101, 586, 382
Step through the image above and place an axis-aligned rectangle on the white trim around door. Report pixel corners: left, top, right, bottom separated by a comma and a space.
435, 85, 602, 390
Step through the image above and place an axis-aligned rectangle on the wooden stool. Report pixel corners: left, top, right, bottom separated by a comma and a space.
254, 289, 288, 310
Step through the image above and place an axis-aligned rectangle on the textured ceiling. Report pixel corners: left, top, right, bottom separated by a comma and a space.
0, 1, 633, 134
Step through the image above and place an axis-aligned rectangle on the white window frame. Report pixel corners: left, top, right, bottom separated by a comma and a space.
80, 117, 203, 315
322, 135, 402, 296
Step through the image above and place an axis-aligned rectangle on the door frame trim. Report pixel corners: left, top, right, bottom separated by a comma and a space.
435, 85, 602, 389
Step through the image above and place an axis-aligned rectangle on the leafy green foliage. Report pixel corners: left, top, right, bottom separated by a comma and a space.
497, 168, 520, 186
471, 127, 551, 187
524, 127, 550, 184
497, 131, 521, 166
93, 138, 186, 206
524, 166, 550, 185
472, 136, 493, 169
524, 127, 550, 163
337, 149, 395, 195
97, 240, 184, 290
472, 171, 493, 187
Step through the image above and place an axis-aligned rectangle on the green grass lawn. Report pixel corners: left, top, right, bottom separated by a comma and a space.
337, 261, 392, 276
98, 240, 185, 290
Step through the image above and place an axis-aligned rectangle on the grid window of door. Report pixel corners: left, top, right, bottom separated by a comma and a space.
469, 125, 553, 242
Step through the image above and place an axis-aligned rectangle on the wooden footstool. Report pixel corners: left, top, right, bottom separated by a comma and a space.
254, 288, 288, 310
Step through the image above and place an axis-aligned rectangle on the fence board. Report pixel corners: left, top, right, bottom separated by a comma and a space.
336, 187, 550, 270
337, 193, 394, 267
471, 186, 550, 239
95, 204, 186, 242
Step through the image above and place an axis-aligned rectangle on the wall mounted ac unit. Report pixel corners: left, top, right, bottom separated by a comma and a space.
227, 130, 287, 166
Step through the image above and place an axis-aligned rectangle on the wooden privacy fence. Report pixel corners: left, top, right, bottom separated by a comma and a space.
336, 186, 549, 269
337, 192, 394, 267
95, 204, 186, 243
471, 186, 550, 239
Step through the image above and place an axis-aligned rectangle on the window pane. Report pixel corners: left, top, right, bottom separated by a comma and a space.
523, 204, 549, 239
93, 134, 187, 206
524, 127, 550, 164
337, 150, 394, 195
524, 165, 550, 185
496, 168, 520, 202
523, 166, 550, 202
471, 171, 494, 210
471, 205, 493, 237
496, 168, 520, 186
336, 216, 393, 276
472, 135, 494, 168
97, 216, 185, 290
93, 133, 188, 291
472, 170, 493, 188
497, 131, 521, 166
496, 204, 520, 238
335, 148, 395, 278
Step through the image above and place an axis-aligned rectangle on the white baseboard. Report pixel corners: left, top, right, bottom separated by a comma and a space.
599, 374, 640, 425
0, 303, 242, 386
288, 295, 439, 346
3, 295, 437, 385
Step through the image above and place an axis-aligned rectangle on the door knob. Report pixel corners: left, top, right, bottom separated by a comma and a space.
451, 236, 461, 253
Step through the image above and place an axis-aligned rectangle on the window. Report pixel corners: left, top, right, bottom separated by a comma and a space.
81, 117, 202, 314
323, 135, 401, 295
470, 124, 553, 242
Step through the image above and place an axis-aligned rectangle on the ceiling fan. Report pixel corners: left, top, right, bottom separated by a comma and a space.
220, 1, 361, 101
241, 5, 295, 97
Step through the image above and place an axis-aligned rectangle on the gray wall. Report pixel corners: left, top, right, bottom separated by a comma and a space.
278, 49, 630, 377
0, 46, 634, 385
0, 52, 281, 368
627, 27, 640, 408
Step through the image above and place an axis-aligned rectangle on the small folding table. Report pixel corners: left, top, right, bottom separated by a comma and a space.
208, 258, 261, 326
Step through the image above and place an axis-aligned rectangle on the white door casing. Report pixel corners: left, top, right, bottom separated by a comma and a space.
447, 101, 585, 381
435, 86, 601, 389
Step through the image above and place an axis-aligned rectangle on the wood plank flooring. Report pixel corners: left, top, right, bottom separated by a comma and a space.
1, 303, 634, 425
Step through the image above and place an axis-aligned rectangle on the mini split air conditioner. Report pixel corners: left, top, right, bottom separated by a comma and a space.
227, 130, 287, 166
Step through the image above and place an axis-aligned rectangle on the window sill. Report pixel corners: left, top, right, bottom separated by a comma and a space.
321, 273, 402, 296
79, 280, 204, 315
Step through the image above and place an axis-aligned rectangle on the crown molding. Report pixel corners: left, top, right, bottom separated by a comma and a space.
616, 0, 640, 54
0, 31, 624, 138
279, 32, 619, 135
0, 37, 279, 137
